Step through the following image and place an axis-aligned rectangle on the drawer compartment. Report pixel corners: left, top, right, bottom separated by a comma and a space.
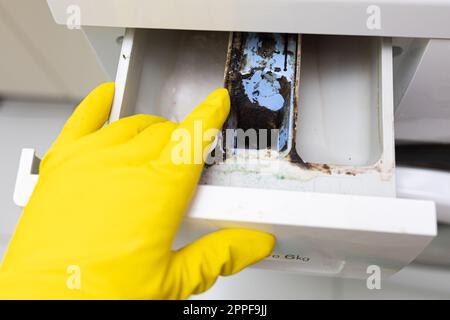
14, 28, 436, 278
113, 29, 396, 198
109, 28, 435, 278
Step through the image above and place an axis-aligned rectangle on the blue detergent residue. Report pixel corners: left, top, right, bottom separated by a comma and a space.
240, 33, 294, 112
242, 71, 285, 111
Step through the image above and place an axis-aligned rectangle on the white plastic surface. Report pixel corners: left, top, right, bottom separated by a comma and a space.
13, 149, 39, 207
178, 185, 436, 277
297, 36, 381, 166
395, 39, 450, 143
397, 167, 450, 225
47, 0, 450, 38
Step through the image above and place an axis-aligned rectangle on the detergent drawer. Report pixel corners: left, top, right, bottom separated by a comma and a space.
108, 28, 436, 278
14, 28, 436, 279
104, 29, 436, 278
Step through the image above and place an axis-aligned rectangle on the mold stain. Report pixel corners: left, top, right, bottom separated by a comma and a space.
224, 32, 297, 152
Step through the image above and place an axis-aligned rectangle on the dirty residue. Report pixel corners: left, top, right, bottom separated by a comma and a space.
224, 32, 298, 152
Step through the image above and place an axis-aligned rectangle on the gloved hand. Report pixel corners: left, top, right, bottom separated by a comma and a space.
0, 83, 275, 299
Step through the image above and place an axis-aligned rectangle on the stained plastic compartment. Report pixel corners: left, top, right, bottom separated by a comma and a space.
14, 28, 436, 278
118, 30, 229, 122
111, 29, 396, 197
113, 30, 385, 169
297, 36, 382, 166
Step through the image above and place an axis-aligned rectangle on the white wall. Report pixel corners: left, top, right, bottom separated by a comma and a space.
0, 0, 109, 100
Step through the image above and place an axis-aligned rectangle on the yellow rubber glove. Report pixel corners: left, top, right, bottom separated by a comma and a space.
0, 83, 275, 299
